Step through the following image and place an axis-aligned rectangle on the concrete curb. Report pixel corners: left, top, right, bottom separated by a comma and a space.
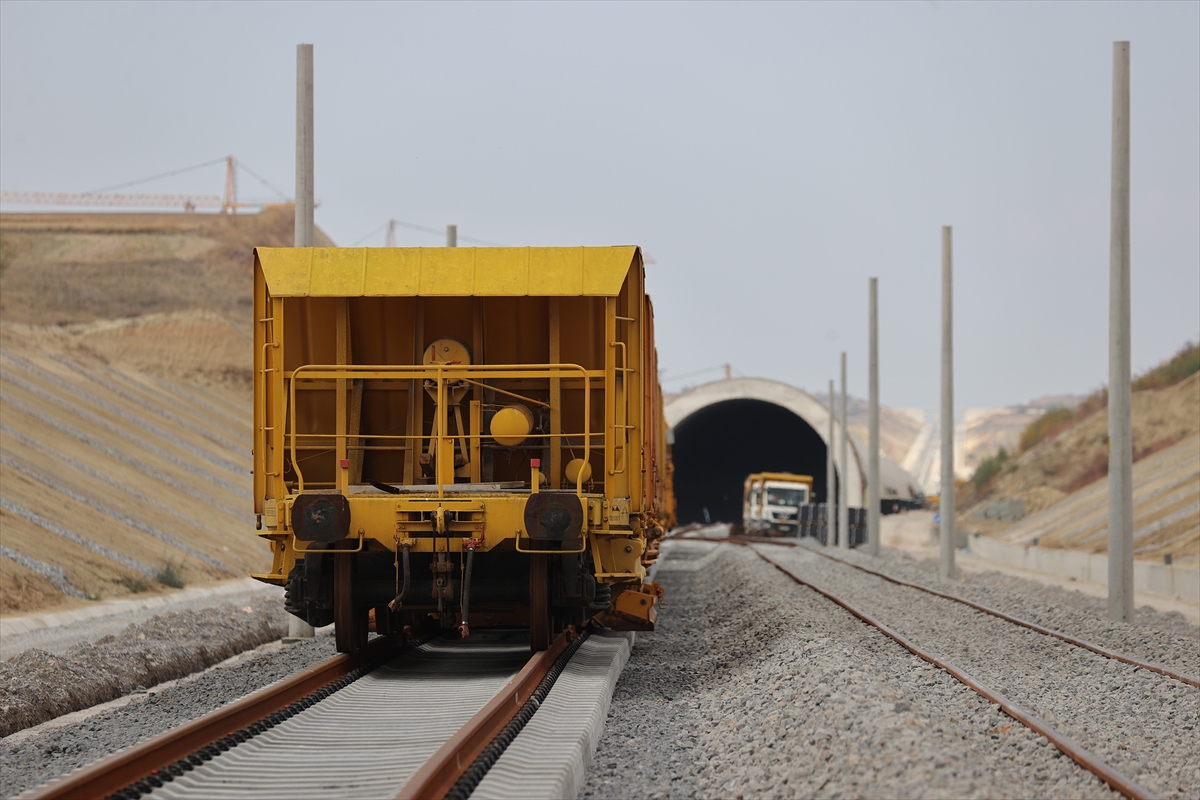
970, 534, 1199, 602
0, 578, 280, 639
472, 630, 635, 799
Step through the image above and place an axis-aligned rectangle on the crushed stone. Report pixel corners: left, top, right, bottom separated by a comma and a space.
0, 601, 284, 739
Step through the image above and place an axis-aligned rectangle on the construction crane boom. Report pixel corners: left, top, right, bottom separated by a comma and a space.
1, 156, 286, 213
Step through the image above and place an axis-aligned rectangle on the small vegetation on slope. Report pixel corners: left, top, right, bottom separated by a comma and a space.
1132, 340, 1200, 391
1018, 407, 1074, 453
155, 560, 186, 589
970, 448, 1010, 490
1018, 341, 1199, 454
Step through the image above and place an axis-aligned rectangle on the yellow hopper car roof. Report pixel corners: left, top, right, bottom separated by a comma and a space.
254, 245, 641, 297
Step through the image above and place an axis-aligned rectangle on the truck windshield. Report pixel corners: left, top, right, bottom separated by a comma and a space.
766, 488, 806, 507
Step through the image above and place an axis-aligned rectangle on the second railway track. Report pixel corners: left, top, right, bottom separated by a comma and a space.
741, 539, 1199, 800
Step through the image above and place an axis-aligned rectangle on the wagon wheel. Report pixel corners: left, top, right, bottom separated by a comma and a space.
528, 553, 550, 653
334, 553, 368, 654
373, 604, 393, 637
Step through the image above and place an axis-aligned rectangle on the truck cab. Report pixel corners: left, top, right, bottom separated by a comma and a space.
742, 472, 813, 536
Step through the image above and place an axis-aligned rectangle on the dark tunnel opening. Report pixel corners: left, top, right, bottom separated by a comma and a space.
672, 398, 836, 524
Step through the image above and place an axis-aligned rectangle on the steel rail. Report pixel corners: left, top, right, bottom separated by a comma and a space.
784, 539, 1200, 689
726, 534, 1200, 689
27, 634, 405, 800
395, 628, 577, 800
681, 533, 1199, 689
750, 545, 1161, 800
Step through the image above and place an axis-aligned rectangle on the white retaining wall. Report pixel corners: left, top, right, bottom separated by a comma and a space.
970, 534, 1199, 602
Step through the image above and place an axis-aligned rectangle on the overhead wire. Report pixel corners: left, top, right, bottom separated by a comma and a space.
351, 219, 504, 247
84, 156, 291, 202
83, 157, 229, 195
81, 158, 503, 245
232, 158, 290, 200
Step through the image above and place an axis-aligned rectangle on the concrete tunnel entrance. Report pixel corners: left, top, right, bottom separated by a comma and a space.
664, 377, 865, 527
672, 399, 833, 524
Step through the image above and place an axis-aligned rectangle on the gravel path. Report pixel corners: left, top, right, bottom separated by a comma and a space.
583, 536, 1122, 799
0, 599, 286, 738
2, 581, 283, 659
1, 631, 336, 798
760, 543, 1200, 800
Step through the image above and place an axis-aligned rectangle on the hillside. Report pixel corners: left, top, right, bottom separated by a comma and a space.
0, 207, 335, 615
0, 206, 333, 329
965, 371, 1198, 517
987, 434, 1198, 565
844, 397, 923, 465
960, 394, 1085, 473
961, 371, 1199, 563
0, 206, 335, 393
0, 327, 261, 614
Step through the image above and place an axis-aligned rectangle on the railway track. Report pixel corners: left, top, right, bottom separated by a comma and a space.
771, 538, 1199, 688
26, 628, 589, 800
722, 536, 1195, 800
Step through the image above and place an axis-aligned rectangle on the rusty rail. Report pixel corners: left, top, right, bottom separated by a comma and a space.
782, 539, 1200, 689
396, 628, 577, 799
750, 546, 1161, 800
711, 533, 1200, 690
28, 634, 405, 800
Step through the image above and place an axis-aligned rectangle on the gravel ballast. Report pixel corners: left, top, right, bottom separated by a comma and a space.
1, 630, 336, 798
0, 600, 286, 739
583, 537, 1127, 799
866, 543, 1198, 648
760, 542, 1200, 800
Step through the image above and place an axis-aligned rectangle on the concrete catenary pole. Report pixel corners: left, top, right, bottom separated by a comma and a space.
868, 278, 881, 557
447, 224, 457, 248
827, 379, 836, 546
294, 44, 314, 249
839, 352, 850, 550
940, 226, 956, 579
288, 43, 316, 641
1107, 41, 1134, 623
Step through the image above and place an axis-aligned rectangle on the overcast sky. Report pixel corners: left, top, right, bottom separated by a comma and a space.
2, 1, 1197, 409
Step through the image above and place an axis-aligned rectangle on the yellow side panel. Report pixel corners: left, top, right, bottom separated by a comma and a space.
254, 246, 638, 298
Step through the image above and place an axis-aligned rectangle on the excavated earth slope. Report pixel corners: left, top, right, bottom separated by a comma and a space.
0, 209, 336, 615
963, 372, 1199, 564
0, 329, 264, 615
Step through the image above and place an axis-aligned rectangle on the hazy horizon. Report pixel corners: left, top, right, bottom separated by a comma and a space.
2, 1, 1197, 409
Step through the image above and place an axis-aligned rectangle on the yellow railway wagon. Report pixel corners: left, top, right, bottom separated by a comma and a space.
251, 246, 672, 653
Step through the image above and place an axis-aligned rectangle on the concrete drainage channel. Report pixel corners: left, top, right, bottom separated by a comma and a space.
20, 627, 634, 800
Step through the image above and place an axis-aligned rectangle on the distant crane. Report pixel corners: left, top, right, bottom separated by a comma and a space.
0, 156, 289, 214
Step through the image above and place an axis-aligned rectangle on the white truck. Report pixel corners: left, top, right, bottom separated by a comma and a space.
742, 472, 813, 536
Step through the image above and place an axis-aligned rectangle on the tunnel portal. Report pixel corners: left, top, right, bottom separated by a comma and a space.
671, 398, 834, 525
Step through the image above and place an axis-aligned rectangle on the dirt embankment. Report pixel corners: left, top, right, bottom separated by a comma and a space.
845, 398, 923, 465
0, 206, 333, 389
1, 208, 339, 615
0, 602, 284, 737
962, 371, 1200, 518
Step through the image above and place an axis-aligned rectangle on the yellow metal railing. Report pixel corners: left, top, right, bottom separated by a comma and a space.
285, 363, 595, 500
